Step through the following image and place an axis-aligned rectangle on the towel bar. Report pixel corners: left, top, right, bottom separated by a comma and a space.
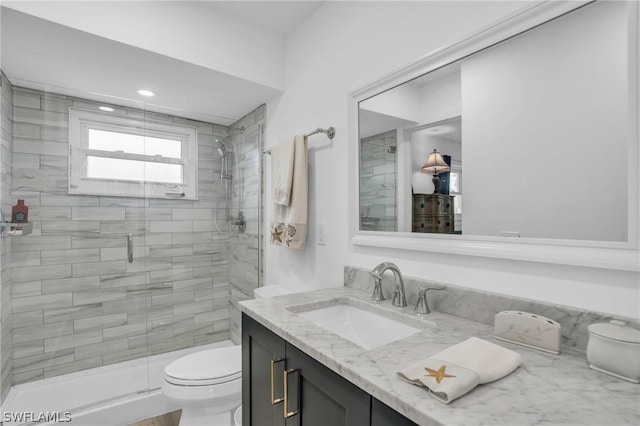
263, 127, 335, 155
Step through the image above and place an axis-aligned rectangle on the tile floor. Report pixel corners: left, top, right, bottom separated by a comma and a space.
128, 410, 181, 426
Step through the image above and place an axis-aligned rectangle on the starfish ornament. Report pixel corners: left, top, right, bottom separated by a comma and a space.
425, 365, 456, 384
271, 226, 284, 243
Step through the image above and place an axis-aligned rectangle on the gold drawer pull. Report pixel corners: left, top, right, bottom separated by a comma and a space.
270, 358, 285, 404
283, 368, 300, 418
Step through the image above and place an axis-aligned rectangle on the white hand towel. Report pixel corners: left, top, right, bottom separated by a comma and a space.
271, 137, 295, 206
397, 337, 521, 404
271, 135, 308, 249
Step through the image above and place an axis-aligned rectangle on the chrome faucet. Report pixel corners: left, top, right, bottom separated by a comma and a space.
369, 262, 407, 307
414, 286, 445, 314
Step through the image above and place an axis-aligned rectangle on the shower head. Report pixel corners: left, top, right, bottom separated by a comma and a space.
215, 139, 227, 158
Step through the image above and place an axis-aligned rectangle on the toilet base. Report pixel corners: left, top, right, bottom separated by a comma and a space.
163, 382, 241, 426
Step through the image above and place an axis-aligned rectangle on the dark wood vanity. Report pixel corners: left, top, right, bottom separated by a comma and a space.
242, 314, 417, 426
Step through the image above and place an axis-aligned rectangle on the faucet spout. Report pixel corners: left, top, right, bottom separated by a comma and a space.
369, 262, 407, 307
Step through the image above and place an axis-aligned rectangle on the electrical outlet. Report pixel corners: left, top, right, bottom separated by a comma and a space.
317, 224, 326, 246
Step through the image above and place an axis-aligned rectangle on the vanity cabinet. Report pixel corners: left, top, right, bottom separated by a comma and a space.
412, 194, 454, 234
242, 314, 417, 426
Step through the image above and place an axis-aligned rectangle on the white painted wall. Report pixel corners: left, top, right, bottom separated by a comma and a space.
462, 0, 627, 241
418, 70, 462, 125
2, 1, 285, 90
266, 1, 640, 319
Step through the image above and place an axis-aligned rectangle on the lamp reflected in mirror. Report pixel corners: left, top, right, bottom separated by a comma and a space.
421, 149, 450, 194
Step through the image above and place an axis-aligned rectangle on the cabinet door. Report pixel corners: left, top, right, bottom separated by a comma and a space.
371, 398, 418, 426
242, 314, 287, 426
284, 344, 370, 426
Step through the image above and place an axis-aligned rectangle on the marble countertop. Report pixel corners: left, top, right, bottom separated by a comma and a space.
239, 287, 640, 426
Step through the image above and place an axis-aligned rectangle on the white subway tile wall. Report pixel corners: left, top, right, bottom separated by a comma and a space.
4, 85, 264, 387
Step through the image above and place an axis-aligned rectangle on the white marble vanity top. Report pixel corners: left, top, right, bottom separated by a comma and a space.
239, 287, 640, 426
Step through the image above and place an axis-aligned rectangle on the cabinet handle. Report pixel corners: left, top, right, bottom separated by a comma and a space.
270, 358, 285, 404
283, 368, 300, 418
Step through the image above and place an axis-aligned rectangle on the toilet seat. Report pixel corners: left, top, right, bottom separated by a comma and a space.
164, 346, 241, 386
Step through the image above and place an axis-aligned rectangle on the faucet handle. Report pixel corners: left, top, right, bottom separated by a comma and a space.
392, 285, 402, 306
370, 277, 385, 302
414, 286, 445, 314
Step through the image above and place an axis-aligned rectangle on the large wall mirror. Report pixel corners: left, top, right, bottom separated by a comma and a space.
351, 0, 639, 271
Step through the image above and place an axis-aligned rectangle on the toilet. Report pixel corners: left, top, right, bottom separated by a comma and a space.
162, 285, 293, 426
162, 345, 241, 426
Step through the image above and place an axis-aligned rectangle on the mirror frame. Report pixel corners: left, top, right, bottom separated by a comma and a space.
348, 0, 639, 272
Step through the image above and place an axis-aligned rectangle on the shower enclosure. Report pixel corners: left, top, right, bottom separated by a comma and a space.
0, 7, 265, 420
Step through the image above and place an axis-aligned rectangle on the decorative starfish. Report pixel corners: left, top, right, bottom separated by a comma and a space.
425, 365, 456, 384
271, 226, 284, 243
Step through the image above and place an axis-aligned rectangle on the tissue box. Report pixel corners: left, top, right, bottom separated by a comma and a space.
587, 320, 640, 383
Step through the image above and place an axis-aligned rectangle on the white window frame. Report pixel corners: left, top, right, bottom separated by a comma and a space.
69, 107, 198, 200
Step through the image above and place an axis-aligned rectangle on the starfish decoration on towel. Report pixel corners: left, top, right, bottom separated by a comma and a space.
425, 365, 456, 384
271, 226, 284, 243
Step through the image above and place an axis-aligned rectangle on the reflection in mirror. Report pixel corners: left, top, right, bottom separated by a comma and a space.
359, 130, 397, 231
358, 0, 631, 242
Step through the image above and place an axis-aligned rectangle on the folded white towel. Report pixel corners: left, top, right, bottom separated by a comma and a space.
397, 337, 521, 404
271, 135, 308, 249
271, 137, 295, 206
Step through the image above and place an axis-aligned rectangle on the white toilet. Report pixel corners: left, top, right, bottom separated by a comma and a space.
162, 285, 293, 426
162, 345, 242, 426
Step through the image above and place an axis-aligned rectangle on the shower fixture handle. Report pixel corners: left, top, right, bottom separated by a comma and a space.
126, 233, 134, 263
232, 211, 247, 233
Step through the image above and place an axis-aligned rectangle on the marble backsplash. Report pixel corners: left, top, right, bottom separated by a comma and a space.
344, 266, 639, 351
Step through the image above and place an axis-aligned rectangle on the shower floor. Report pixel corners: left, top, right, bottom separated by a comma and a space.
2, 341, 233, 426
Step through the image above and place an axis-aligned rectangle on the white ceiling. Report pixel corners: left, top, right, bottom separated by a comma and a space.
0, 2, 323, 126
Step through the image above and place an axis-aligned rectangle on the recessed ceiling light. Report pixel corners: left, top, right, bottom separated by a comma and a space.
99, 106, 114, 112
137, 89, 155, 97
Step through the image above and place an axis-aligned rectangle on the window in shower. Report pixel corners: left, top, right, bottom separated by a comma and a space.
68, 107, 198, 199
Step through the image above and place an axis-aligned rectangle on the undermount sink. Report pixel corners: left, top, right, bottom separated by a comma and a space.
295, 303, 422, 350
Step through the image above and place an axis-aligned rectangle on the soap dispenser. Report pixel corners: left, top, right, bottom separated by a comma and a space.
12, 199, 28, 223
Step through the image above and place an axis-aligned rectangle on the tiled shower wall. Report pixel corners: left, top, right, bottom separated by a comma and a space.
228, 106, 264, 343
8, 87, 237, 385
359, 130, 397, 232
1, 72, 14, 400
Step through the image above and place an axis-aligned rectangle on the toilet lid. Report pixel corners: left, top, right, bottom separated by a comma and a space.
164, 345, 242, 386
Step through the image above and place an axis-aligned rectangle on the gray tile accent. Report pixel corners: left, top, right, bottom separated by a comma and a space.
13, 321, 74, 344
41, 248, 100, 265
72, 207, 125, 221
12, 293, 73, 314
11, 280, 42, 297
44, 305, 103, 324
42, 276, 100, 294
74, 339, 128, 360
12, 311, 44, 329
13, 341, 44, 359
72, 260, 126, 277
